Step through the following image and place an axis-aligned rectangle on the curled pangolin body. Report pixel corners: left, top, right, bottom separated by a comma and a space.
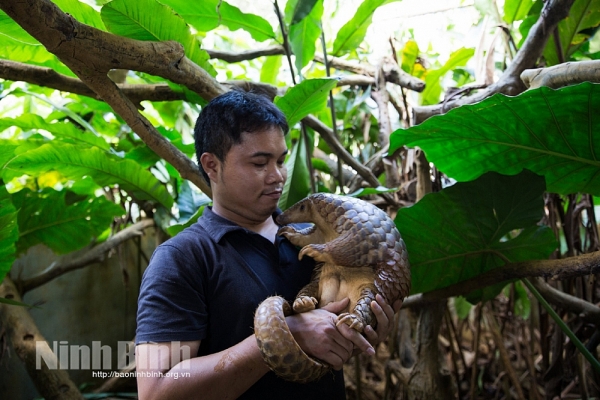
254, 193, 411, 382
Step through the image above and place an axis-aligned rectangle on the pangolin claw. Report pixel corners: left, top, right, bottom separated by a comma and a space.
336, 313, 364, 332
293, 296, 318, 313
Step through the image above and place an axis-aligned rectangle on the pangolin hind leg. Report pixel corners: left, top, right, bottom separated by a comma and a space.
336, 286, 377, 332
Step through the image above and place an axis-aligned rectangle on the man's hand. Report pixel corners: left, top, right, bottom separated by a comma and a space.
286, 298, 359, 370
363, 294, 400, 347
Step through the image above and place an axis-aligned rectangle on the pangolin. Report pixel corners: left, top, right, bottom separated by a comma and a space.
253, 193, 410, 383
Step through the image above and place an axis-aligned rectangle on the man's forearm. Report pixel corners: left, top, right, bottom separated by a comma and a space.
137, 335, 269, 400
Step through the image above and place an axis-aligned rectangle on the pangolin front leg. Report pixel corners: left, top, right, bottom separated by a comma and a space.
293, 265, 322, 313
278, 225, 326, 248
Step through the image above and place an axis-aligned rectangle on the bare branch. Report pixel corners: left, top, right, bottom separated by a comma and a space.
402, 250, 600, 308
19, 219, 155, 294
530, 277, 600, 324
314, 53, 425, 92
521, 60, 600, 89
413, 0, 577, 124
303, 115, 401, 207
207, 45, 285, 63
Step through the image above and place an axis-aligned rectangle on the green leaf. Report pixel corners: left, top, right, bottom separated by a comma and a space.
286, 0, 320, 25
347, 185, 397, 197
543, 0, 600, 65
0, 11, 73, 76
166, 205, 206, 237
421, 47, 474, 105
100, 0, 216, 76
400, 40, 419, 74
390, 82, 600, 196
0, 184, 18, 283
289, 0, 323, 75
12, 188, 123, 255
52, 0, 106, 30
332, 0, 397, 56
158, 0, 276, 42
279, 134, 311, 210
395, 170, 557, 295
5, 143, 173, 208
0, 10, 38, 44
0, 115, 109, 150
260, 55, 283, 85
513, 281, 531, 318
275, 78, 338, 127
503, 0, 535, 23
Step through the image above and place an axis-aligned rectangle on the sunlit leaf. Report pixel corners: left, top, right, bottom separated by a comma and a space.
289, 0, 323, 75
332, 0, 398, 56
543, 0, 600, 65
421, 47, 474, 105
260, 55, 283, 85
5, 143, 173, 208
52, 0, 106, 30
274, 78, 338, 127
12, 188, 123, 255
0, 184, 18, 282
390, 83, 600, 196
166, 205, 207, 237
395, 170, 557, 296
503, 0, 535, 23
158, 0, 276, 42
400, 40, 419, 74
101, 0, 216, 76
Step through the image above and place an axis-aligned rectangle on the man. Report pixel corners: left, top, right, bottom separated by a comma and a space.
135, 90, 398, 399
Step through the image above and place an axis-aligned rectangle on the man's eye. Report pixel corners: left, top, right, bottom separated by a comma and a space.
253, 163, 266, 167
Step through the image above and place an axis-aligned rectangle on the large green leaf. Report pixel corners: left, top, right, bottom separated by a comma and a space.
285, 0, 320, 25
288, 0, 324, 75
100, 0, 216, 76
331, 0, 397, 56
421, 47, 474, 105
0, 115, 109, 150
274, 78, 338, 127
0, 10, 38, 44
390, 82, 600, 196
0, 184, 18, 283
4, 143, 173, 208
543, 0, 600, 65
503, 0, 535, 23
12, 188, 123, 255
158, 0, 276, 42
279, 133, 311, 210
395, 170, 557, 296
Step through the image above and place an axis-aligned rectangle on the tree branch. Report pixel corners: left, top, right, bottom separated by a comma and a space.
0, 277, 83, 400
412, 0, 577, 124
530, 277, 600, 324
521, 60, 600, 89
0, 0, 222, 196
402, 251, 600, 308
18, 219, 155, 294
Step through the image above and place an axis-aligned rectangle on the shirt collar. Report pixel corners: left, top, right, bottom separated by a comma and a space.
198, 206, 283, 243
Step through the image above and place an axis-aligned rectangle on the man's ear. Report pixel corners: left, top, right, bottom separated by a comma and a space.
200, 153, 220, 183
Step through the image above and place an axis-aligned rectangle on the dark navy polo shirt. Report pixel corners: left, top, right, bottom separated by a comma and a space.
136, 206, 345, 399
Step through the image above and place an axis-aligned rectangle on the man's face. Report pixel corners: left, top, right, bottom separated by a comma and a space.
209, 126, 289, 225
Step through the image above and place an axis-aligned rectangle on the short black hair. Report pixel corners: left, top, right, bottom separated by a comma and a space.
194, 90, 289, 185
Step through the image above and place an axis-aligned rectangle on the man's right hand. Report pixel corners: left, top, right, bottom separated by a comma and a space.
285, 298, 374, 370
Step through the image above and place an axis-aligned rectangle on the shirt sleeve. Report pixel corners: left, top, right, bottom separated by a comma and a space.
135, 243, 208, 344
